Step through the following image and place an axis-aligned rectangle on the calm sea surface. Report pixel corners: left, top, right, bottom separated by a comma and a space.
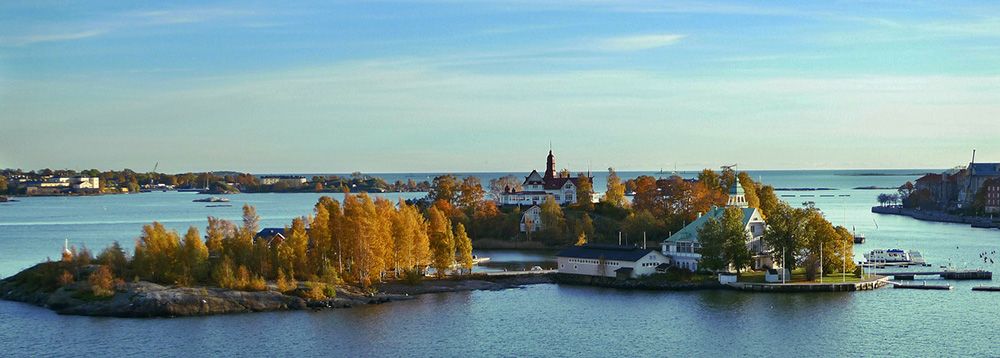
3, 170, 1000, 356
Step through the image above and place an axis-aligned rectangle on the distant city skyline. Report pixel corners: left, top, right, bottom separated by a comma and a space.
3, 1, 1000, 172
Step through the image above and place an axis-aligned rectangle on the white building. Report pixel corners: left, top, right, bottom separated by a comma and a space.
557, 244, 670, 279
260, 175, 307, 187
661, 177, 774, 272
70, 177, 100, 190
520, 205, 542, 232
500, 150, 592, 206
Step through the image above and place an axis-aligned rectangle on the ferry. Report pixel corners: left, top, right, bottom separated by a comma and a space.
864, 249, 928, 266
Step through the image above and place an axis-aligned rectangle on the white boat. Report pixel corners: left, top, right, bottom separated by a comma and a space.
864, 248, 927, 265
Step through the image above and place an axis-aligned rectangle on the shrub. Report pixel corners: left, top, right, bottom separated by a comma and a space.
402, 268, 423, 285
235, 266, 251, 290
276, 268, 297, 293
88, 266, 115, 297
57, 270, 74, 286
323, 285, 337, 299
246, 275, 267, 291
299, 282, 326, 300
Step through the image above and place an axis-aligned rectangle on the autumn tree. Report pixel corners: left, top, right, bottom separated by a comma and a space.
213, 255, 237, 289
762, 203, 810, 270
698, 169, 721, 192
697, 207, 751, 273
179, 226, 209, 284
602, 167, 626, 207
286, 217, 311, 280
539, 195, 567, 243
631, 175, 659, 214
575, 173, 594, 210
133, 222, 181, 284
429, 174, 460, 204
205, 216, 234, 257
454, 223, 474, 273
457, 176, 486, 213
737, 172, 761, 209
488, 175, 522, 201
96, 241, 128, 277
427, 206, 454, 277
88, 265, 116, 297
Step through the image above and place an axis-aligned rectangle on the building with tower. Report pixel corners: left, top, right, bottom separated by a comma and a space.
499, 149, 593, 206
660, 177, 775, 272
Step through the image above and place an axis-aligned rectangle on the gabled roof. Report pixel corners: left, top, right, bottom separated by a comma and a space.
556, 244, 658, 262
256, 228, 286, 239
916, 173, 942, 184
543, 177, 581, 190
663, 206, 760, 244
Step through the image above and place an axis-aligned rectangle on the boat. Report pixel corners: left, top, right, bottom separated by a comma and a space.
853, 233, 865, 244
193, 197, 230, 203
472, 255, 491, 265
864, 248, 927, 265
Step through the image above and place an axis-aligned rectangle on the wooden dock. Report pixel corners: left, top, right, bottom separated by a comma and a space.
875, 269, 992, 280
728, 277, 889, 292
890, 281, 953, 290
484, 269, 557, 277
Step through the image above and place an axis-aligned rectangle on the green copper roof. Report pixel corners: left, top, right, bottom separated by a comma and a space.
663, 206, 759, 244
730, 177, 744, 196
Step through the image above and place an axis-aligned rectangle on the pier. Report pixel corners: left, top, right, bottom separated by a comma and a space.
890, 281, 953, 290
874, 270, 992, 280
728, 277, 889, 292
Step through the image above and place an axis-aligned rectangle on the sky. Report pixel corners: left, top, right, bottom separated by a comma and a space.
2, 0, 1000, 174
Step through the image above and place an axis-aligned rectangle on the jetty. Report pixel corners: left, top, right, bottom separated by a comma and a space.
875, 269, 992, 280
889, 281, 953, 290
728, 276, 889, 292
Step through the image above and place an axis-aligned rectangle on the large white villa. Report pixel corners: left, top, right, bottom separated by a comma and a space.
661, 177, 775, 272
500, 150, 591, 206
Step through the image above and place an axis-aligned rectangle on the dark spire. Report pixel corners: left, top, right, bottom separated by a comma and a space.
545, 149, 556, 180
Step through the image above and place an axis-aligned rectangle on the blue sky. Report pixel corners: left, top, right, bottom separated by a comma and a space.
2, 1, 1000, 173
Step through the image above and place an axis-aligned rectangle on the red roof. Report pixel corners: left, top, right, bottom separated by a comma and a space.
915, 173, 942, 184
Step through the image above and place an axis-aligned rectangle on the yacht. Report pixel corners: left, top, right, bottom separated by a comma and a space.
864, 249, 927, 265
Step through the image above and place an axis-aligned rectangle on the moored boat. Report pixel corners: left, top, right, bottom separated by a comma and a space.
193, 197, 230, 203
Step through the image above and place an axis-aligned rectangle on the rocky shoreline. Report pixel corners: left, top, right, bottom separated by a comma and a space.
0, 263, 554, 318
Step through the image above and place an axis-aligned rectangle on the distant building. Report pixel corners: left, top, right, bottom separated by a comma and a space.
500, 150, 592, 206
255, 228, 287, 246
556, 244, 669, 279
520, 205, 542, 232
959, 162, 1000, 207
25, 176, 99, 195
986, 180, 1000, 214
661, 177, 774, 272
261, 175, 307, 187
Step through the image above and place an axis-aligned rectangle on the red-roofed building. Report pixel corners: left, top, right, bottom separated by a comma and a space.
500, 150, 593, 206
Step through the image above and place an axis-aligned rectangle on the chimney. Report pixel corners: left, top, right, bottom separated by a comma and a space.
643, 232, 647, 249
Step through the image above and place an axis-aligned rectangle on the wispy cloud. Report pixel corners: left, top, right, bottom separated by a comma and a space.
592, 34, 685, 52
124, 8, 255, 25
0, 6, 256, 47
0, 29, 106, 46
